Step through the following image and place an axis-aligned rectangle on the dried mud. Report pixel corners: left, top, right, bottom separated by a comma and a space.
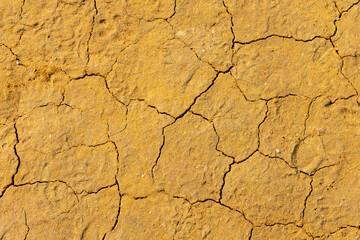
1, 0, 360, 239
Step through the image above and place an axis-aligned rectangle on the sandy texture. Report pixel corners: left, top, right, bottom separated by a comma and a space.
1, 0, 360, 239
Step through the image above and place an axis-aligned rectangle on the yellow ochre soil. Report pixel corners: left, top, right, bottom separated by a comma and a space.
1, 0, 360, 239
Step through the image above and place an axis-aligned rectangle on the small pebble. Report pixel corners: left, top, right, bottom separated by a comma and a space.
275, 149, 280, 153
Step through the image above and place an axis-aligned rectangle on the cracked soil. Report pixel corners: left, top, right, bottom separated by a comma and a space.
1, 0, 360, 239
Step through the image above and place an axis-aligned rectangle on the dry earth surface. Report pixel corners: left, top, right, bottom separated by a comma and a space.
1, 0, 360, 239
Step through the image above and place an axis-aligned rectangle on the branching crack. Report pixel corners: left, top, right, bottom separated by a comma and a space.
330, 46, 360, 101
251, 222, 314, 239
235, 34, 326, 45
180, 197, 254, 227
257, 101, 269, 149
130, 99, 175, 119
175, 36, 218, 71
303, 96, 321, 136
1, 43, 24, 66
109, 140, 121, 190
233, 0, 355, 46
222, 0, 235, 49
24, 210, 29, 240
218, 150, 258, 213
259, 151, 310, 176
329, 0, 360, 102
301, 179, 313, 225
0, 122, 23, 201
12, 122, 21, 186
324, 94, 356, 107
310, 164, 337, 176
174, 67, 232, 120
102, 180, 121, 240
233, 78, 258, 103
212, 123, 235, 202
14, 180, 79, 202
150, 126, 166, 180
164, 20, 219, 71
183, 112, 243, 204
335, 0, 360, 15
71, 72, 105, 80
166, 0, 177, 20
314, 224, 360, 239
263, 222, 299, 227
329, 42, 360, 102
82, 183, 117, 196
96, 59, 130, 111
233, 76, 301, 103
188, 110, 210, 122
86, 0, 98, 68
218, 161, 236, 203
4, 1, 359, 237
19, 0, 26, 19
248, 228, 253, 240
